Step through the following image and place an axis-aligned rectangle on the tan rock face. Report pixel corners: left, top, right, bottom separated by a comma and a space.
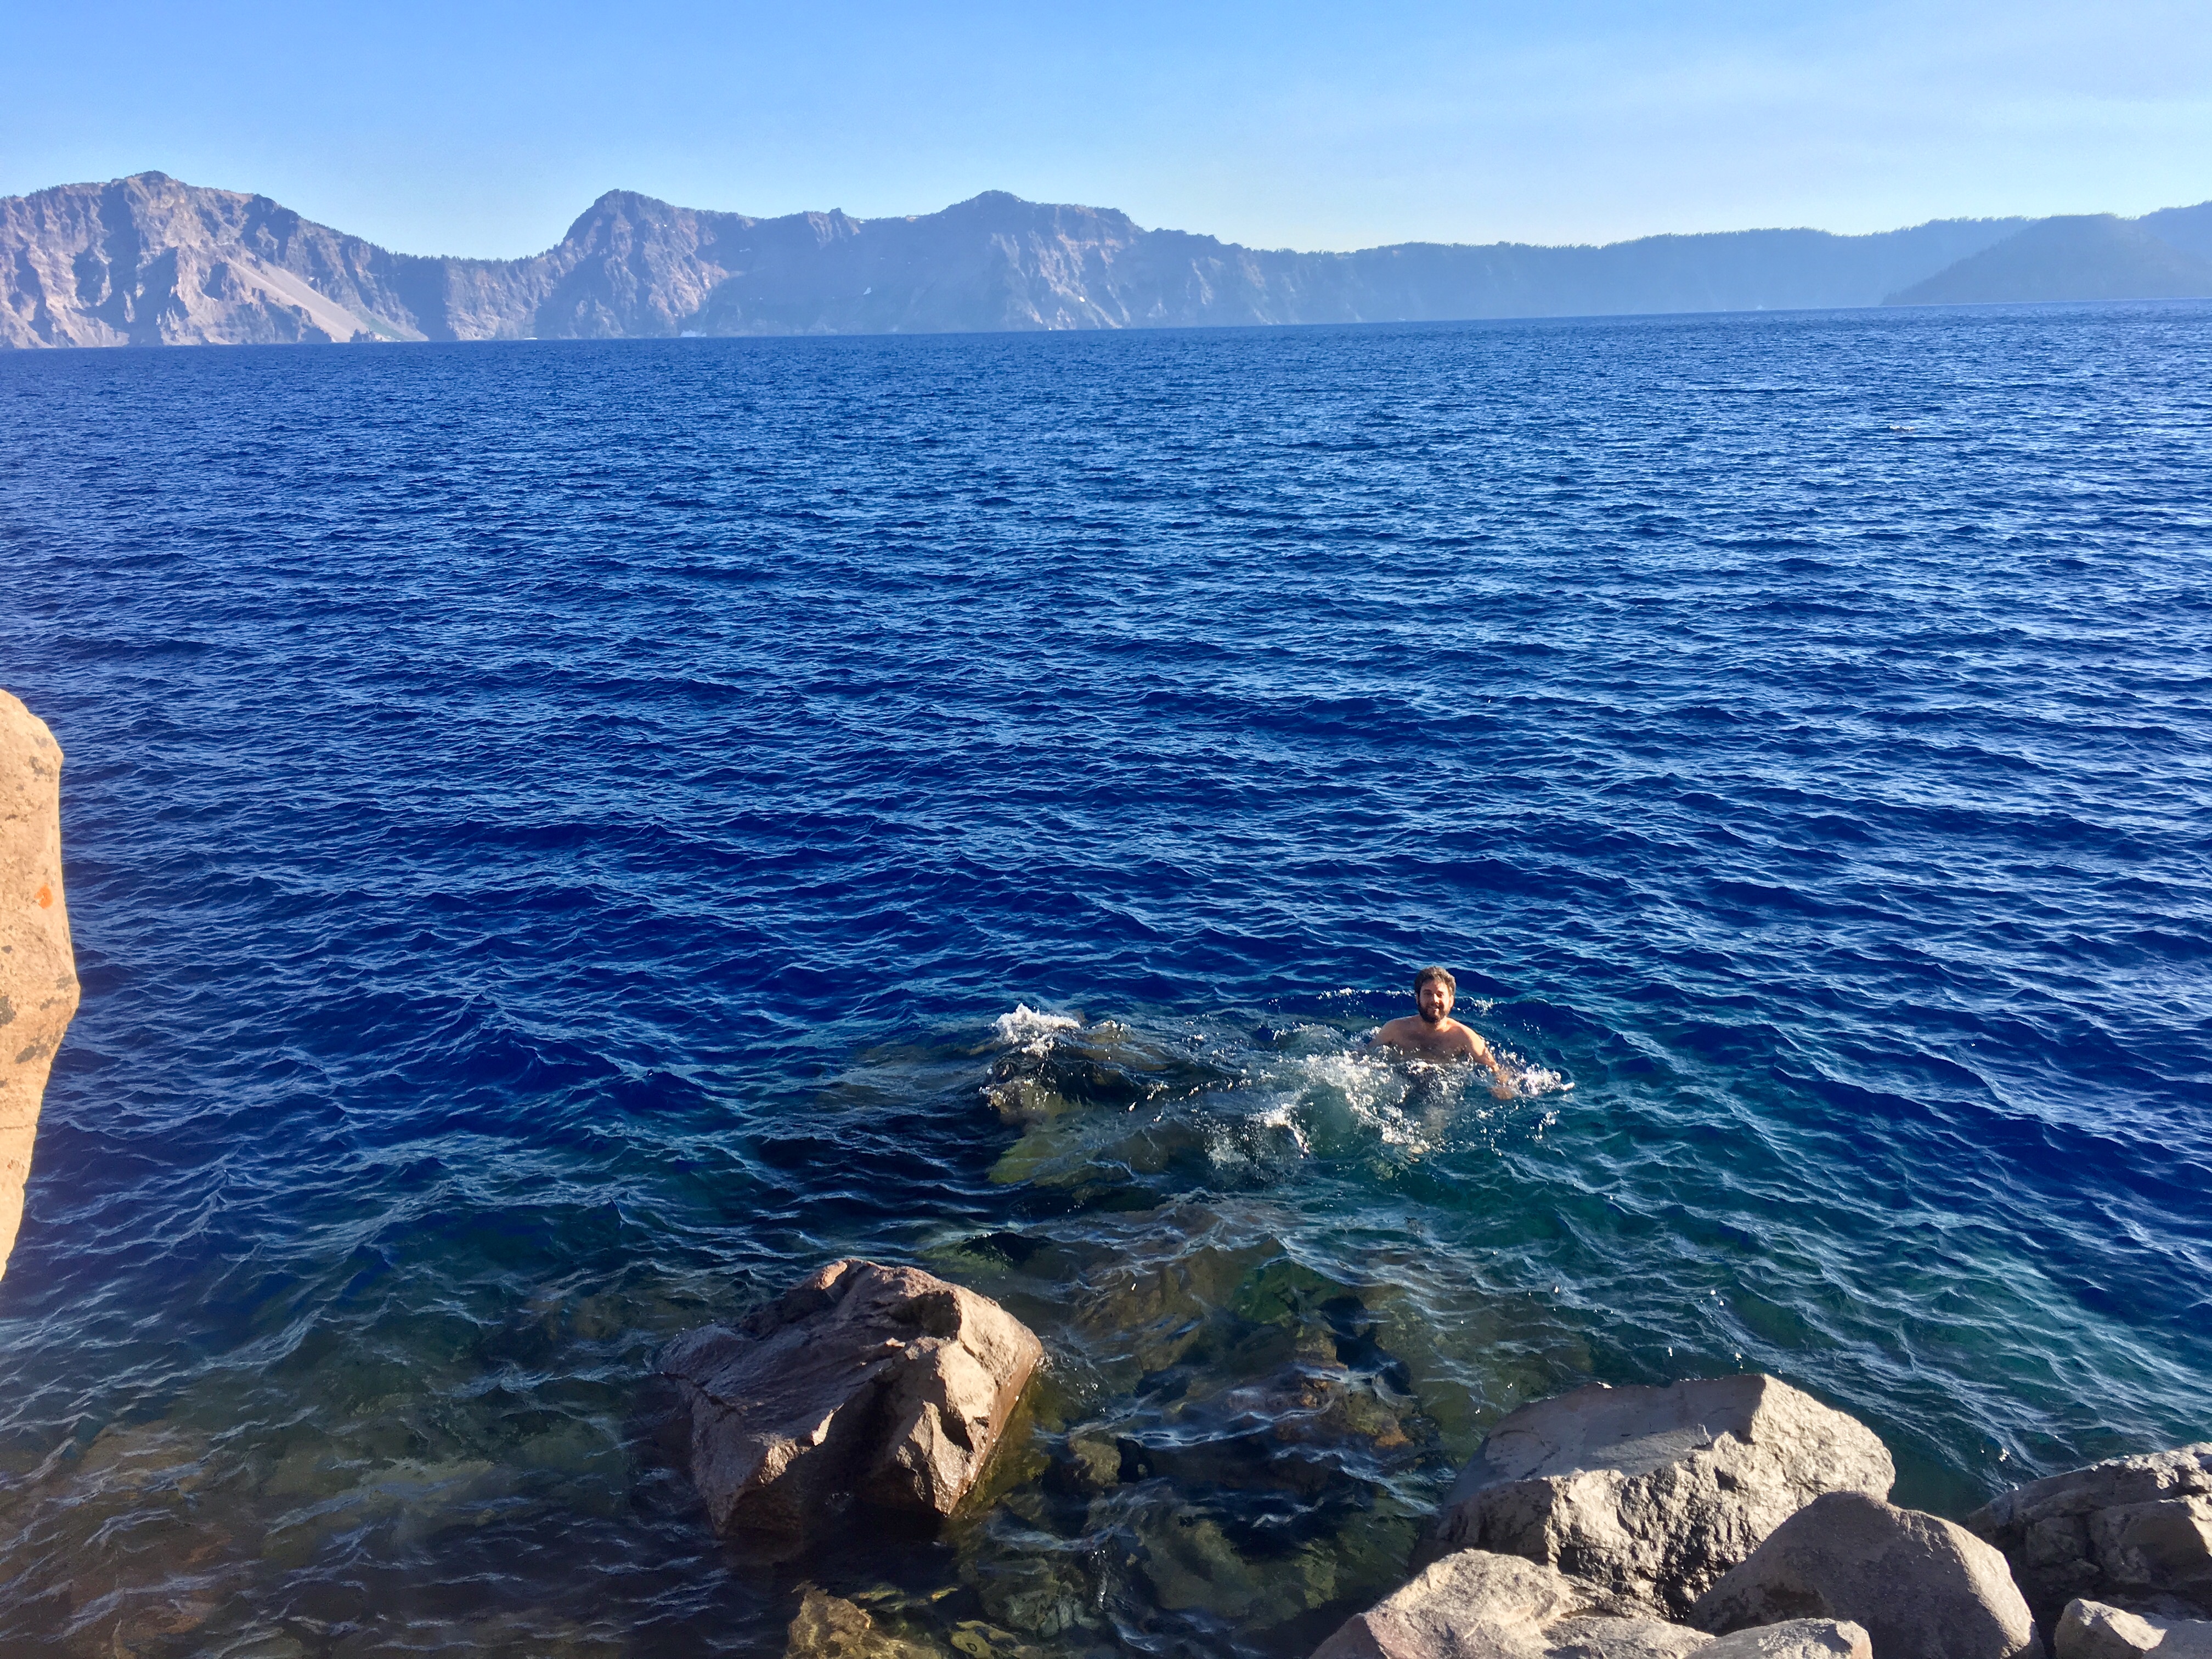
1970, 1446, 2212, 1628
1690, 1491, 2041, 1659
1424, 1375, 1896, 1617
661, 1260, 1042, 1539
1308, 1547, 1869, 1659
1312, 1548, 1587, 1658
0, 690, 78, 1282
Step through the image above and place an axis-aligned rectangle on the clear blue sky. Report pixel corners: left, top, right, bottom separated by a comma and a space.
3, 0, 2206, 258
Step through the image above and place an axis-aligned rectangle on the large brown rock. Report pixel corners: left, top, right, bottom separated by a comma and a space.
1310, 1547, 1868, 1659
661, 1260, 1042, 1538
1424, 1376, 1895, 1616
1969, 1446, 2212, 1628
0, 690, 79, 1283
1691, 1491, 2041, 1659
2054, 1599, 2212, 1659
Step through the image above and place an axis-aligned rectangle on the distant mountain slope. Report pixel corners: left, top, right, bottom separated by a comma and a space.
1, 172, 2204, 348
1886, 215, 2212, 306
2138, 201, 2212, 260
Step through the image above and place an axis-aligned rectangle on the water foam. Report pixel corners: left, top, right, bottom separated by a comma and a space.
1499, 1055, 1574, 1097
992, 1003, 1080, 1054
1259, 1048, 1435, 1155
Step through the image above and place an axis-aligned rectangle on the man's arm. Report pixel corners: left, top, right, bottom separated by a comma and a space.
1464, 1028, 1515, 1093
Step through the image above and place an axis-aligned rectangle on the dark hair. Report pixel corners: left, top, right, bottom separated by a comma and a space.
1414, 965, 1457, 993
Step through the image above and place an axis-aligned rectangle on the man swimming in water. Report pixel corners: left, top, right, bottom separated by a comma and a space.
1376, 966, 1514, 1093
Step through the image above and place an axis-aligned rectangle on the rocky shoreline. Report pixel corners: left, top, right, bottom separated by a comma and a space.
670, 1260, 2211, 1659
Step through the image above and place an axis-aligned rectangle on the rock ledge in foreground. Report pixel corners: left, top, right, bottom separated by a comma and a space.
2055, 1598, 2212, 1658
1424, 1374, 1895, 1616
662, 1259, 1042, 1538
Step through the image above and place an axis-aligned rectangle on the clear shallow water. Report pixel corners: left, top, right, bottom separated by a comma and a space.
0, 304, 2208, 1657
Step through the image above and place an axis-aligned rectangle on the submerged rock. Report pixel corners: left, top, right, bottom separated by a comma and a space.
785, 1588, 949, 1659
0, 689, 79, 1282
1424, 1375, 1895, 1616
1690, 1491, 2041, 1659
1968, 1445, 2212, 1629
935, 1209, 1448, 1649
2055, 1598, 2212, 1659
661, 1260, 1042, 1538
1309, 1547, 1869, 1659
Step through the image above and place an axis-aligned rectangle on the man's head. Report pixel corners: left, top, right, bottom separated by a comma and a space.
1414, 965, 1457, 1025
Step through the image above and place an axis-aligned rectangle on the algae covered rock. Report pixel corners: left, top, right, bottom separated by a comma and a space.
661, 1259, 1042, 1538
932, 1214, 1447, 1651
1424, 1375, 1895, 1616
785, 1588, 949, 1659
1690, 1491, 2040, 1659
1968, 1445, 2212, 1629
0, 689, 79, 1282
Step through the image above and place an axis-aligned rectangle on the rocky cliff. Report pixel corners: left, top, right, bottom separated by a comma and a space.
0, 173, 441, 345
0, 691, 79, 1280
3, 172, 2208, 347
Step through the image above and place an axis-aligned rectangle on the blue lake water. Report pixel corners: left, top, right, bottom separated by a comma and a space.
0, 305, 2207, 1658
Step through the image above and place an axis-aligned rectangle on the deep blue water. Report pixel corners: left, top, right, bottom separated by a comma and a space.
0, 306, 2207, 1658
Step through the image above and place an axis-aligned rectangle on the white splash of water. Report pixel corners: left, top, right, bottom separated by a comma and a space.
1265, 1049, 1435, 1154
1204, 1097, 1315, 1170
1500, 1057, 1573, 1096
993, 1003, 1080, 1054
1251, 1099, 1312, 1156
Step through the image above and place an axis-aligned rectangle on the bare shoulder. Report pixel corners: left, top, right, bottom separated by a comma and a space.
1438, 1019, 1486, 1057
1374, 1015, 1420, 1046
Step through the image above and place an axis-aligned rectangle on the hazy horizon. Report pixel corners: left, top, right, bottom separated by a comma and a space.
3, 0, 2205, 262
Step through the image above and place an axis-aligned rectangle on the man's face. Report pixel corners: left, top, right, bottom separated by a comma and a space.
1417, 978, 1454, 1024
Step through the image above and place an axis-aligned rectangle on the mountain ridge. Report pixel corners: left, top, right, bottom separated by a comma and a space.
1885, 214, 2212, 306
2, 171, 2205, 348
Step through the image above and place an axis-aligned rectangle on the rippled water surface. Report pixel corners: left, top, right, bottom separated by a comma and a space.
1, 306, 2208, 1657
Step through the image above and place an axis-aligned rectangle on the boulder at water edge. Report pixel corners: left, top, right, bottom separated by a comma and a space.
2054, 1599, 2212, 1659
1691, 1491, 2042, 1659
1968, 1445, 2212, 1629
1310, 1547, 1870, 1659
0, 690, 80, 1283
1423, 1375, 1896, 1616
661, 1259, 1042, 1538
